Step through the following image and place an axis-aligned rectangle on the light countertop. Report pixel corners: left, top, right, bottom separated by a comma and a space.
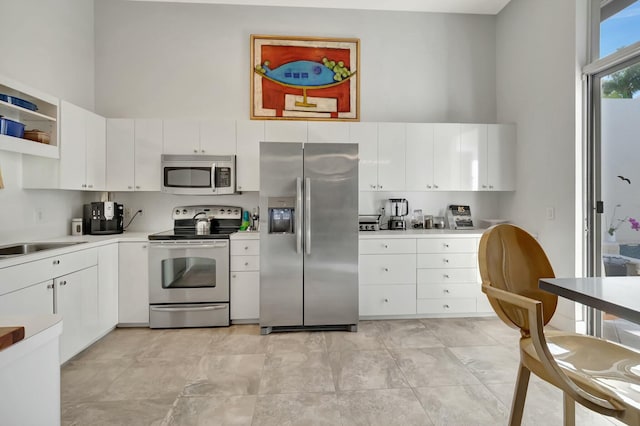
358, 228, 487, 238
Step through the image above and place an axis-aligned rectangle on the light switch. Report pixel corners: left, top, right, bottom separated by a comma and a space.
546, 207, 555, 220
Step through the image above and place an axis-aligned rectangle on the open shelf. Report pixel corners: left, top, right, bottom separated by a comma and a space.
0, 99, 57, 122
0, 134, 59, 158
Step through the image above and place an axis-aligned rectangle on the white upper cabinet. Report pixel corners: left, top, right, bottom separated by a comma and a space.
200, 120, 236, 155
459, 124, 487, 191
486, 124, 516, 191
307, 122, 350, 143
405, 123, 434, 191
58, 101, 106, 191
264, 121, 307, 142
163, 119, 199, 155
106, 119, 162, 191
106, 119, 135, 191
350, 122, 378, 191
134, 119, 163, 191
433, 123, 461, 191
377, 123, 406, 191
236, 120, 264, 192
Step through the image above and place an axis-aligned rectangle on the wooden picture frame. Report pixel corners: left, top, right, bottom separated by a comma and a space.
250, 34, 360, 121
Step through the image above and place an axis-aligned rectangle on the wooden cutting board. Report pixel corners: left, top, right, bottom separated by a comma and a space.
0, 327, 25, 350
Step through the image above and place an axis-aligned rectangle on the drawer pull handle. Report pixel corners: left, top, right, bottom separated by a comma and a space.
244, 246, 249, 250
443, 304, 450, 308
443, 259, 449, 263
443, 243, 449, 248
383, 267, 389, 272
60, 280, 67, 286
53, 260, 60, 265
443, 274, 450, 278
47, 284, 54, 289
384, 298, 389, 303
443, 289, 450, 294
232, 274, 236, 278
383, 244, 388, 248
244, 262, 249, 266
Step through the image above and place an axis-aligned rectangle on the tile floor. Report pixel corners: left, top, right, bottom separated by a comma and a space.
61, 318, 624, 425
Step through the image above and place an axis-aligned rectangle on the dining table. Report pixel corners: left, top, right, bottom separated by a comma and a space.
539, 277, 640, 325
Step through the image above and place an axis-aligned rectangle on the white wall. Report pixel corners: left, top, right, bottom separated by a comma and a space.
496, 0, 588, 331
0, 0, 95, 245
94, 0, 497, 123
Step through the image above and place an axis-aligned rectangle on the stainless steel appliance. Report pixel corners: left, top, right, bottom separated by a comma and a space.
260, 142, 358, 335
147, 205, 242, 328
388, 198, 408, 230
359, 214, 381, 231
82, 202, 124, 235
161, 154, 237, 195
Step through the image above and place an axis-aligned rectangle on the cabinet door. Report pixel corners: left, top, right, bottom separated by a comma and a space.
106, 119, 135, 191
163, 119, 199, 155
118, 242, 149, 324
459, 124, 486, 191
264, 121, 307, 142
59, 101, 87, 190
236, 120, 264, 192
57, 266, 99, 364
200, 120, 236, 155
0, 281, 53, 316
377, 123, 405, 191
134, 119, 163, 191
307, 122, 350, 143
487, 124, 516, 191
405, 123, 434, 191
433, 123, 461, 190
98, 244, 119, 334
85, 111, 106, 191
230, 271, 259, 320
350, 122, 378, 191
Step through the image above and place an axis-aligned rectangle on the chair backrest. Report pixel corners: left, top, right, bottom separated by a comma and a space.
478, 224, 557, 332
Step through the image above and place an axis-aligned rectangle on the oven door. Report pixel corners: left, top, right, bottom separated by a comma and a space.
149, 240, 229, 304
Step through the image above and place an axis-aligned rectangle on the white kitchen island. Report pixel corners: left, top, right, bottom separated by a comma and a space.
0, 314, 62, 426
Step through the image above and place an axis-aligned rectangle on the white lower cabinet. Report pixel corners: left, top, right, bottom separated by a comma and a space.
98, 244, 119, 334
230, 237, 260, 321
360, 284, 416, 316
0, 280, 54, 316
118, 242, 149, 325
57, 266, 99, 363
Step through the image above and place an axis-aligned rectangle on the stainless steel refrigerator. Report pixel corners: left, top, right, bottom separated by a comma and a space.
259, 142, 359, 335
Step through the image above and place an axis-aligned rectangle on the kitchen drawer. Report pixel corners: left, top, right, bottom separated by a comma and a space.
0, 247, 97, 296
417, 253, 476, 269
360, 284, 416, 316
417, 238, 478, 254
230, 255, 260, 271
231, 240, 260, 256
417, 268, 478, 284
417, 298, 477, 314
359, 239, 416, 255
359, 254, 416, 285
417, 283, 480, 299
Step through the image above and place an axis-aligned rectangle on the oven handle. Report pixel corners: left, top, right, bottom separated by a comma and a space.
149, 242, 228, 250
150, 305, 227, 313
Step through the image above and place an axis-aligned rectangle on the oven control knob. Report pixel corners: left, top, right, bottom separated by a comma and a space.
182, 209, 187, 214
227, 209, 232, 214
175, 210, 180, 215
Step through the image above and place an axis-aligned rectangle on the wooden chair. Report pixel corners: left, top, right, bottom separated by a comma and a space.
478, 224, 640, 425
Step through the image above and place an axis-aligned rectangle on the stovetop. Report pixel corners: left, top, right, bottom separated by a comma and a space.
148, 205, 242, 241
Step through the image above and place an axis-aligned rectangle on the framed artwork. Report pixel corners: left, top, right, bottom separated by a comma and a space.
250, 34, 360, 121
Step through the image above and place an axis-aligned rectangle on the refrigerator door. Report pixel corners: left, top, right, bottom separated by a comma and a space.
259, 142, 304, 328
303, 143, 359, 326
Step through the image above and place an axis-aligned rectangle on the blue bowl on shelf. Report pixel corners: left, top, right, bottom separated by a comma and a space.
0, 94, 38, 111
0, 117, 26, 138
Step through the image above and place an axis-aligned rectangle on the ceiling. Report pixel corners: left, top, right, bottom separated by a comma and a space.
130, 0, 513, 15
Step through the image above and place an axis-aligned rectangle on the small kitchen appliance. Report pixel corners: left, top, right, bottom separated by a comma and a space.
359, 214, 381, 231
387, 198, 408, 230
82, 202, 123, 235
446, 204, 474, 229
147, 205, 242, 328
161, 154, 237, 195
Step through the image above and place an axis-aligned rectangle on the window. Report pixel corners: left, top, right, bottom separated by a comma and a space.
600, 0, 640, 58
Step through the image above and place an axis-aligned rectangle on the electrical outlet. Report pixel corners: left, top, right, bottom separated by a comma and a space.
124, 208, 132, 219
34, 208, 43, 224
546, 207, 555, 221
138, 209, 143, 216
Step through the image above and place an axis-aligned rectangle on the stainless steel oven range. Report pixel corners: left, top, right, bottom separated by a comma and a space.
148, 205, 241, 328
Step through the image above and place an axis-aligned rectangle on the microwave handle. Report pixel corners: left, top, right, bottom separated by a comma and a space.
211, 162, 217, 193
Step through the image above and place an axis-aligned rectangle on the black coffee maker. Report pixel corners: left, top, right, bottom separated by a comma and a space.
83, 202, 124, 235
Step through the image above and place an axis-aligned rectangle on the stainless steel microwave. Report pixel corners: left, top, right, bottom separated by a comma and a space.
161, 154, 237, 195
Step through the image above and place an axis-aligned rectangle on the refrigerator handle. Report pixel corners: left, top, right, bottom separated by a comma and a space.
296, 177, 303, 253
305, 177, 311, 255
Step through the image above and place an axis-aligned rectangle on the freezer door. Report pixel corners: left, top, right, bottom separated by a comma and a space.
259, 142, 304, 327
303, 143, 359, 326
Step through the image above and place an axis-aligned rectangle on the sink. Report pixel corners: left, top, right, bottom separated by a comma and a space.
0, 241, 88, 257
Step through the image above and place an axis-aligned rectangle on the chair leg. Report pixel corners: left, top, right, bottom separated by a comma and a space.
563, 392, 575, 426
509, 363, 531, 426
